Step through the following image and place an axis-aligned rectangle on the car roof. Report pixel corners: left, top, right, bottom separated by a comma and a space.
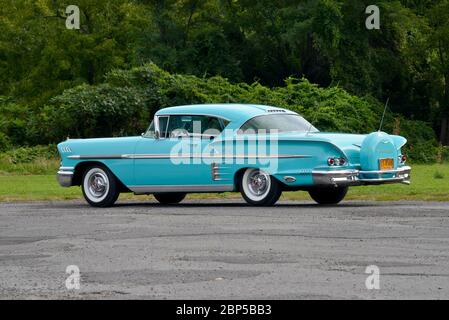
155, 104, 298, 124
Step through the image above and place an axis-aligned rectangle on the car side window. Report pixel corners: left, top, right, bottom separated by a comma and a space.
166, 115, 227, 138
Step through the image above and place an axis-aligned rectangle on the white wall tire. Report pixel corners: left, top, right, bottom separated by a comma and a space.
239, 168, 282, 206
81, 166, 120, 207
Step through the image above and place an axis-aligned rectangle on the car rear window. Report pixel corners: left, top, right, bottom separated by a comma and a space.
239, 114, 318, 133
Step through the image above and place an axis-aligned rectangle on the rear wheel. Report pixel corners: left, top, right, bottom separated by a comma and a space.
239, 168, 282, 206
308, 187, 348, 205
153, 193, 186, 204
81, 166, 120, 207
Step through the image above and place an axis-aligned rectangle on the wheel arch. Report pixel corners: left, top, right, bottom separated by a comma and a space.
73, 161, 130, 192
233, 167, 286, 192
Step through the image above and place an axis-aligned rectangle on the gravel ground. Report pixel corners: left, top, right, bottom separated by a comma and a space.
0, 199, 448, 299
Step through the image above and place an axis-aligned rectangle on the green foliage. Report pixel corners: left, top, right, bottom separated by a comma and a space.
442, 146, 449, 162
397, 119, 439, 163
41, 84, 150, 140
433, 170, 445, 179
271, 80, 380, 133
0, 1, 446, 161
0, 144, 59, 175
0, 133, 11, 152
0, 145, 58, 164
0, 0, 150, 106
0, 100, 31, 146
41, 64, 380, 139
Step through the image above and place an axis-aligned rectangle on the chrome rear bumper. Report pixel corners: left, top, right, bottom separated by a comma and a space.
313, 166, 411, 186
57, 167, 74, 187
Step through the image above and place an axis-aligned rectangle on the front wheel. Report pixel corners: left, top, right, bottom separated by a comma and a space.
81, 165, 120, 207
239, 168, 282, 206
308, 186, 348, 205
153, 193, 186, 204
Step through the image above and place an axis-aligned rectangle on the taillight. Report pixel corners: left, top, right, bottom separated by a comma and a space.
328, 157, 346, 166
399, 155, 407, 164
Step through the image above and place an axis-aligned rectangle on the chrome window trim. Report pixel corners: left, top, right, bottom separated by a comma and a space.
155, 113, 231, 123
155, 115, 170, 139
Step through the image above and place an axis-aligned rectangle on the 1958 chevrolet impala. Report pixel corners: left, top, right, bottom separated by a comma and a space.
57, 104, 411, 207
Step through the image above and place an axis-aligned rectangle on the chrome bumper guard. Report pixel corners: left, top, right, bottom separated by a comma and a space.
313, 166, 411, 186
57, 167, 74, 187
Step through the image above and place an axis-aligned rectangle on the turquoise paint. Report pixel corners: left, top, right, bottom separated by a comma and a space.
57, 104, 408, 190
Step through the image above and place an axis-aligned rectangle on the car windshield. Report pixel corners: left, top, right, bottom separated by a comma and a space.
239, 114, 319, 133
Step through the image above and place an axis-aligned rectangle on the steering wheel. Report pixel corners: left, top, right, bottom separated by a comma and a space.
170, 129, 190, 138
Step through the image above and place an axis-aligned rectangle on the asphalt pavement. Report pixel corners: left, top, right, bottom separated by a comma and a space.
0, 199, 448, 299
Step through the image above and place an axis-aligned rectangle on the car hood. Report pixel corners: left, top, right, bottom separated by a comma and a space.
57, 136, 140, 158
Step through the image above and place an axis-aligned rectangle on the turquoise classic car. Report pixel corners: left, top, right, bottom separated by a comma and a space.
57, 104, 411, 207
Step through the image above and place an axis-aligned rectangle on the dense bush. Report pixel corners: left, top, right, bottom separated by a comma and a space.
0, 145, 58, 164
395, 119, 440, 163
1, 63, 442, 163
40, 64, 382, 139
0, 99, 30, 146
442, 146, 449, 163
0, 132, 11, 152
40, 84, 151, 140
0, 145, 59, 175
1, 1, 448, 152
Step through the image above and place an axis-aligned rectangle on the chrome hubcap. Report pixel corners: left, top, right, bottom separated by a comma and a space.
247, 170, 269, 196
88, 172, 108, 198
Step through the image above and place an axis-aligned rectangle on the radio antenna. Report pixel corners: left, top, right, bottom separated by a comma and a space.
378, 97, 389, 132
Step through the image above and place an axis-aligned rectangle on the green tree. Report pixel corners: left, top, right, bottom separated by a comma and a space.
0, 0, 149, 106
427, 0, 449, 144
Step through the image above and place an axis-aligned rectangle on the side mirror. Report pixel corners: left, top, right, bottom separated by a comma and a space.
155, 130, 160, 139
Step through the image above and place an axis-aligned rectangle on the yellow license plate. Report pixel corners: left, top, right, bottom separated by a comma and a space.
379, 158, 394, 171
